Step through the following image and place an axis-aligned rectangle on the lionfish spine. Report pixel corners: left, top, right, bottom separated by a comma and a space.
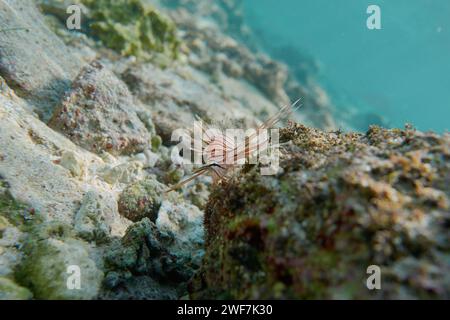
165, 99, 302, 192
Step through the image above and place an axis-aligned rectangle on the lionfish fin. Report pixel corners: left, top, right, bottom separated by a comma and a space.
234, 98, 302, 157
164, 167, 209, 193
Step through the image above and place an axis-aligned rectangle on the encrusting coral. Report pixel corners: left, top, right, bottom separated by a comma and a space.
190, 123, 450, 299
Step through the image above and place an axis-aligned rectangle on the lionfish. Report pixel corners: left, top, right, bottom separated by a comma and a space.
166, 99, 302, 192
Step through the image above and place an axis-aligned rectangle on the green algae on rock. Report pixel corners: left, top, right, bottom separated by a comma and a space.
1, 186, 101, 300
118, 178, 166, 222
151, 135, 163, 152
2, 176, 104, 300
190, 123, 450, 299
17, 237, 103, 299
0, 178, 39, 231
0, 276, 32, 300
82, 0, 180, 62
0, 181, 33, 299
16, 220, 104, 300
74, 191, 111, 244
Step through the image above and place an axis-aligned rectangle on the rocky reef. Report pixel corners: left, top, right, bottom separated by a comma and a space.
0, 0, 448, 300
85, 0, 180, 62
191, 124, 450, 299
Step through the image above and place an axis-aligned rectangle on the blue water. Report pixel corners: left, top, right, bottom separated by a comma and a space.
243, 0, 450, 132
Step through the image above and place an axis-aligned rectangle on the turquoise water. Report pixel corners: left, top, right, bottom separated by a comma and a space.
243, 0, 450, 132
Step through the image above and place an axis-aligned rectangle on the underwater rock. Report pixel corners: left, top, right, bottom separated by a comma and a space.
121, 63, 258, 144
0, 92, 85, 223
161, 0, 254, 46
0, 181, 34, 300
0, 178, 33, 233
0, 277, 33, 300
100, 161, 143, 185
164, 3, 339, 130
156, 200, 205, 266
170, 9, 289, 106
3, 0, 422, 301
0, 178, 34, 279
184, 182, 210, 210
137, 111, 157, 136
82, 0, 180, 62
102, 211, 203, 298
38, 0, 180, 63
38, 0, 88, 24
100, 275, 178, 300
244, 55, 290, 107
117, 178, 165, 222
284, 79, 336, 130
0, 76, 17, 99
143, 150, 160, 168
157, 200, 204, 244
151, 135, 163, 152
103, 218, 162, 274
191, 123, 450, 299
0, 222, 24, 277
0, 0, 84, 121
49, 61, 151, 156
59, 151, 85, 178
165, 165, 185, 185
18, 234, 103, 299
74, 191, 111, 244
